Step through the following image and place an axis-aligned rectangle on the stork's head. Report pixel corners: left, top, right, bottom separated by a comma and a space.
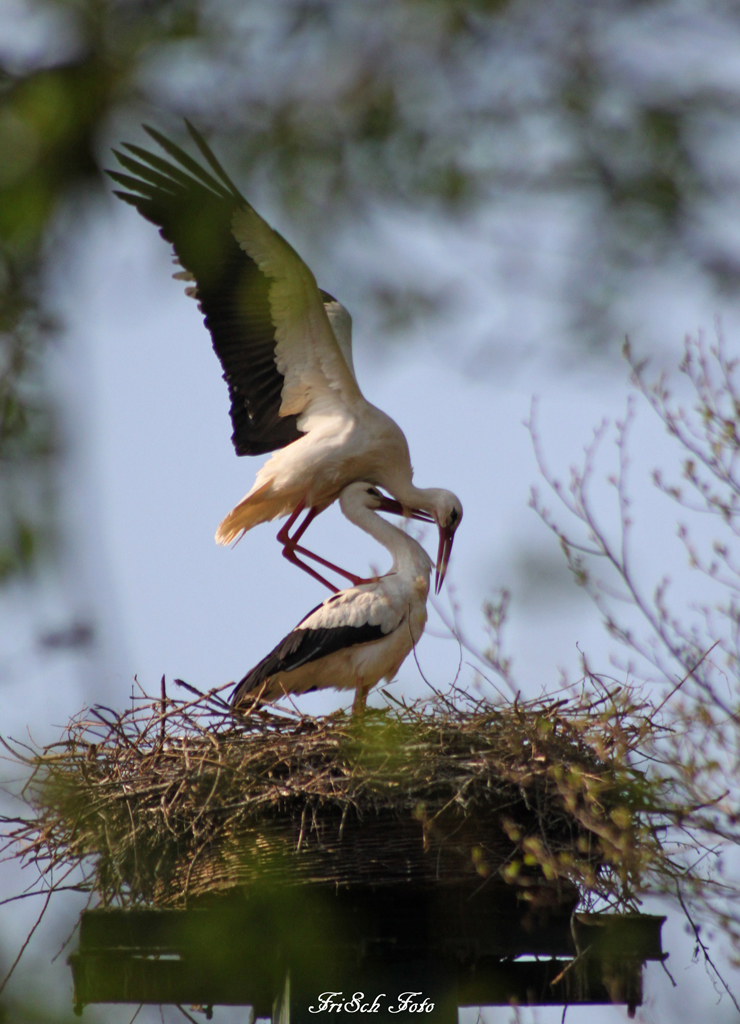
373, 485, 463, 594
421, 489, 463, 593
343, 483, 462, 593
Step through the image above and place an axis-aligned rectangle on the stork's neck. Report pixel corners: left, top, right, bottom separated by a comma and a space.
343, 500, 431, 580
387, 481, 446, 517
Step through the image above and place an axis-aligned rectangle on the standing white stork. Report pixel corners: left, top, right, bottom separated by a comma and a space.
231, 482, 432, 713
109, 122, 462, 593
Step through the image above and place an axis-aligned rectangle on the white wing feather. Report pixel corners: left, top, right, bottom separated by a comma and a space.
324, 300, 356, 380
298, 586, 402, 636
230, 206, 361, 416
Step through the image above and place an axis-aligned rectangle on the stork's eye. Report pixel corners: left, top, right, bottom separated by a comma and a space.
449, 508, 460, 526
367, 487, 382, 498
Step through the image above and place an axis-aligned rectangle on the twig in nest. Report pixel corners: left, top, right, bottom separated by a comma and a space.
0, 887, 53, 997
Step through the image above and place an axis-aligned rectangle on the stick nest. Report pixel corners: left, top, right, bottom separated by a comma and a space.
3, 682, 657, 910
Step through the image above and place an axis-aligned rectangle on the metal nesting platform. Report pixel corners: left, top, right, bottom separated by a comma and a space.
70, 886, 665, 1021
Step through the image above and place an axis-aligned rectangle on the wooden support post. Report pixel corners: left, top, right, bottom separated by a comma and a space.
68, 901, 665, 1015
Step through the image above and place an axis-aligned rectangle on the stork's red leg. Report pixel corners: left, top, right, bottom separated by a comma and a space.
277, 503, 376, 590
352, 681, 370, 715
276, 500, 308, 546
291, 543, 376, 586
277, 505, 342, 592
281, 545, 340, 593
289, 507, 371, 582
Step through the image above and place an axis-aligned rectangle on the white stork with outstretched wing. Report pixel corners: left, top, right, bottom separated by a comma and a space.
109, 122, 461, 593
231, 482, 433, 713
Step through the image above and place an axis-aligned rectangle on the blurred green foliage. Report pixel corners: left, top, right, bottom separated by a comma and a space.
0, 0, 202, 580
3, 0, 740, 579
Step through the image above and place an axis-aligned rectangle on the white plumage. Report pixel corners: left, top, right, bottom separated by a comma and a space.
230, 482, 433, 713
109, 122, 462, 594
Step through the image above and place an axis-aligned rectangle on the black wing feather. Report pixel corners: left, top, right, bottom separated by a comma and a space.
108, 124, 305, 456
231, 622, 387, 705
185, 119, 243, 200
112, 150, 186, 194
108, 169, 161, 197
142, 124, 236, 199
122, 142, 220, 194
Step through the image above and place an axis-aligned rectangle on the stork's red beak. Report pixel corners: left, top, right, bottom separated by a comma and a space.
435, 523, 455, 594
375, 495, 435, 523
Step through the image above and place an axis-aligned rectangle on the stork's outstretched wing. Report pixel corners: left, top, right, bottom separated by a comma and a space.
108, 122, 360, 456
